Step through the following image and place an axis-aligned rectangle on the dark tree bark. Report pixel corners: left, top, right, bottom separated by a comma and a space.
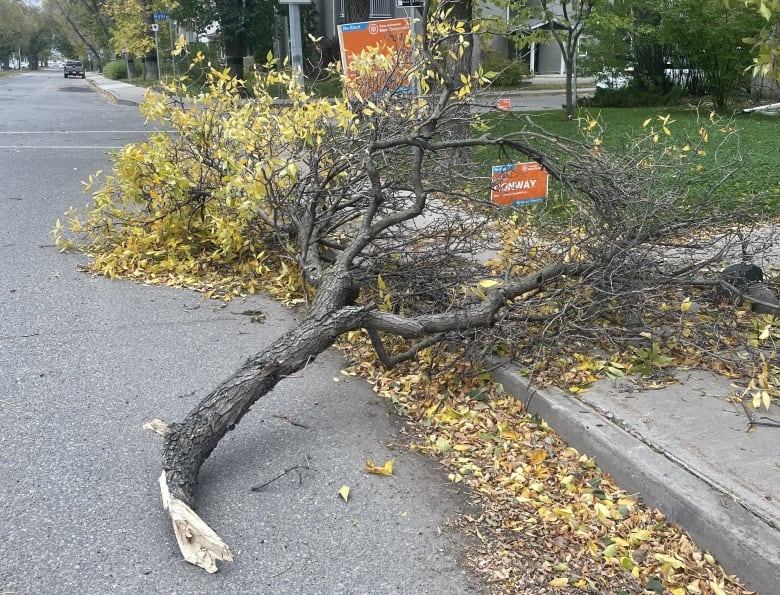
154, 296, 368, 570
344, 0, 370, 24
150, 254, 586, 570
161, 301, 368, 509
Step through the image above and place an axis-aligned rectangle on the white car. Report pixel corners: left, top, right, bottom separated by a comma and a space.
596, 68, 629, 90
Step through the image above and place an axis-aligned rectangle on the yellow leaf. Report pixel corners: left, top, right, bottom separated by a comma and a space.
364, 458, 394, 476
477, 279, 501, 289
338, 485, 350, 502
671, 588, 685, 595
653, 553, 685, 569
438, 407, 461, 423
681, 297, 692, 312
548, 577, 569, 587
686, 579, 702, 594
629, 528, 652, 543
529, 449, 547, 465
708, 581, 727, 595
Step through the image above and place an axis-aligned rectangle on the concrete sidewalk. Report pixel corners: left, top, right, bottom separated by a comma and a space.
87, 73, 151, 106
86, 72, 596, 109
83, 73, 779, 594
493, 365, 779, 594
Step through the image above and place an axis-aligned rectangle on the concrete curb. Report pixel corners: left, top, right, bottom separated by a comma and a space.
491, 362, 780, 595
86, 76, 144, 106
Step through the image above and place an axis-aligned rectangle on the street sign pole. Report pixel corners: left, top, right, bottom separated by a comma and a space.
151, 24, 161, 79
279, 0, 311, 89
169, 20, 177, 79
288, 3, 303, 87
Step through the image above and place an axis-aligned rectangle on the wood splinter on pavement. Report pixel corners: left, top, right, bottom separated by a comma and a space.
143, 418, 171, 437
158, 472, 233, 573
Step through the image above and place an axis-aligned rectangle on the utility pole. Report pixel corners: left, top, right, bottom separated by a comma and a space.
279, 0, 312, 88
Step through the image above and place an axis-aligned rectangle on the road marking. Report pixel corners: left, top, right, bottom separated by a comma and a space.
0, 145, 128, 149
0, 131, 153, 135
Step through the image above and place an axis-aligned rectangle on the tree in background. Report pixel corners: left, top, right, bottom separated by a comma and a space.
726, 0, 780, 83
661, 0, 764, 111
24, 7, 57, 69
172, 0, 277, 80
505, 0, 601, 118
0, 0, 63, 69
45, 0, 111, 67
538, 0, 597, 118
102, 0, 154, 78
0, 0, 25, 69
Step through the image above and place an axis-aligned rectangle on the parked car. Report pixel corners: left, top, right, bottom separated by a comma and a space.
64, 60, 85, 79
596, 67, 630, 90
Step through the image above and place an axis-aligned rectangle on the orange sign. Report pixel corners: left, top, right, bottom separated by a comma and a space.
337, 18, 414, 98
496, 98, 512, 111
491, 162, 548, 206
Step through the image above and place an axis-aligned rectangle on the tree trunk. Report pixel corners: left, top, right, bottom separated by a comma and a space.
154, 302, 368, 572
564, 59, 574, 118
344, 0, 370, 23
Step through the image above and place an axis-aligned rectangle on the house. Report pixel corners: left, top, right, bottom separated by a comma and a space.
309, 0, 569, 76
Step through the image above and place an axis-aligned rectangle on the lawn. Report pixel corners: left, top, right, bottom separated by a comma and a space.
479, 106, 780, 213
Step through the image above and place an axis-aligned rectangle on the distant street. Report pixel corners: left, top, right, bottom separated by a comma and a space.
0, 70, 478, 594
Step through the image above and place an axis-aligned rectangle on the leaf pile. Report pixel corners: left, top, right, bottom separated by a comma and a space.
339, 337, 754, 594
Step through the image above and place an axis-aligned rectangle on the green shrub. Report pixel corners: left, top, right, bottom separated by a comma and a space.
102, 60, 127, 80
580, 84, 684, 108
482, 51, 530, 88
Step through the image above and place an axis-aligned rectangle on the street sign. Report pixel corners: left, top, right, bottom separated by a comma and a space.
338, 18, 414, 98
491, 162, 548, 206
150, 24, 159, 32
154, 12, 168, 20
396, 0, 423, 6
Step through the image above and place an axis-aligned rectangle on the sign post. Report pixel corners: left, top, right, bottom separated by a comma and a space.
150, 23, 161, 79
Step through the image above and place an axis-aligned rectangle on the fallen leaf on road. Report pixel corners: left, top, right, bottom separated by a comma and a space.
364, 458, 394, 476
338, 485, 350, 502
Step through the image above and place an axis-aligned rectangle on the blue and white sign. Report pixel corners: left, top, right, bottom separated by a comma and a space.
154, 12, 168, 20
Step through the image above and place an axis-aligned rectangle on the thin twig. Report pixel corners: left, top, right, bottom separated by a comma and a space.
273, 414, 310, 429
740, 400, 780, 430
250, 461, 311, 492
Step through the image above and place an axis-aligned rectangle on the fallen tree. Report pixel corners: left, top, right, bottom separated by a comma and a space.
56, 1, 774, 572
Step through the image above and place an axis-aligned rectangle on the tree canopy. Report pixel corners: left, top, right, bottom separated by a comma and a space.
1, 0, 61, 69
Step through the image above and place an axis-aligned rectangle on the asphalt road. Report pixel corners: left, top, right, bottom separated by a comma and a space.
0, 70, 479, 594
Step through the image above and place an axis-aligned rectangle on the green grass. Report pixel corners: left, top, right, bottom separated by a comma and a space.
479, 106, 780, 212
